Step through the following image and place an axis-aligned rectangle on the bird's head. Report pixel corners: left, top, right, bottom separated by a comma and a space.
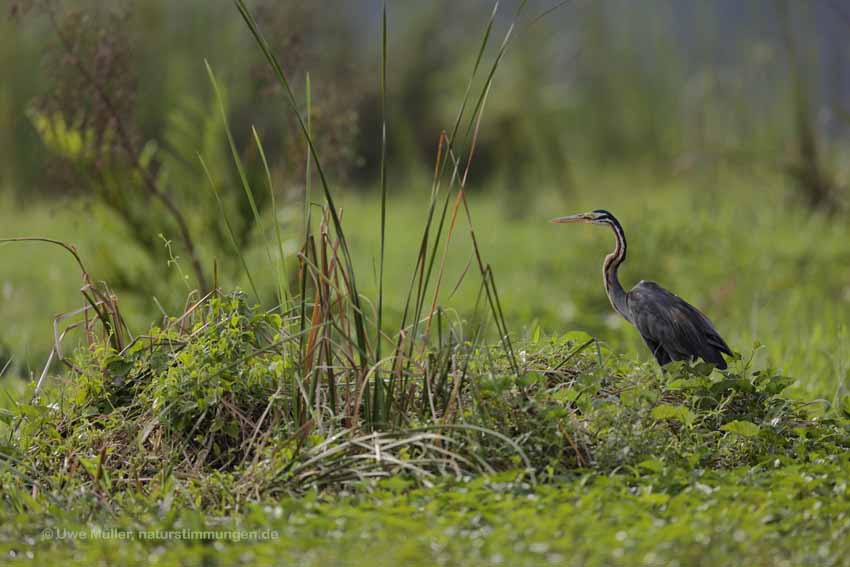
550, 209, 616, 226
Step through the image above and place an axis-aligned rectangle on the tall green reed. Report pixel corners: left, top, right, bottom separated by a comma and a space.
206, 0, 538, 429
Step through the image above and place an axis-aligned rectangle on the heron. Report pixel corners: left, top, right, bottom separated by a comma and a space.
551, 209, 732, 369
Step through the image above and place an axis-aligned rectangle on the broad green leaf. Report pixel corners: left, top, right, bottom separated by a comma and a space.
551, 387, 580, 403
721, 420, 761, 437
651, 404, 695, 426
638, 458, 665, 473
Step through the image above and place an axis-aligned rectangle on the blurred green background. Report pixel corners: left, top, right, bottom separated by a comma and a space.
1, 0, 849, 399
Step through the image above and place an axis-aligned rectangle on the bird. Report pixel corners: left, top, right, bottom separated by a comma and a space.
551, 209, 732, 369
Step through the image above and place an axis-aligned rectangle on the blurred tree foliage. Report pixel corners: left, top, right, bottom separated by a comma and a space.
8, 0, 370, 299
1, 0, 847, 296
6, 1, 849, 193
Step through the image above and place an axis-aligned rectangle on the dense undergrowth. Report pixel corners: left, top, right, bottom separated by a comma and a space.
3, 2, 850, 565
6, 463, 850, 566
3, 290, 850, 565
4, 291, 849, 509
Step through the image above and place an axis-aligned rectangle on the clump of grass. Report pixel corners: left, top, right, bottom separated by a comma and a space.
5, 286, 849, 510
227, 0, 527, 429
3, 0, 850, 515
3, 0, 534, 504
3, 289, 514, 506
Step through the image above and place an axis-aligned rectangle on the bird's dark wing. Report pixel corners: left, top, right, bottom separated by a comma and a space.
627, 280, 732, 369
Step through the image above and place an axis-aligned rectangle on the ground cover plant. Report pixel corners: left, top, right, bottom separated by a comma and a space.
3, 287, 850, 565
2, 1, 850, 566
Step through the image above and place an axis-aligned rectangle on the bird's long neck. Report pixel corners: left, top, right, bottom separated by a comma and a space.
603, 218, 630, 321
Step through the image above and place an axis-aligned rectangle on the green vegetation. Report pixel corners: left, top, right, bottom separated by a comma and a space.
5, 464, 850, 566
3, 295, 850, 564
2, 0, 850, 565
3, 169, 849, 400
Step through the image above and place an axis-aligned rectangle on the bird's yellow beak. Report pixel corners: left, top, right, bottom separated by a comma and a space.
550, 213, 592, 224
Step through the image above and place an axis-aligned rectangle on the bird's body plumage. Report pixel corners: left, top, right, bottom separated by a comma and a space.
628, 280, 732, 368
552, 209, 732, 369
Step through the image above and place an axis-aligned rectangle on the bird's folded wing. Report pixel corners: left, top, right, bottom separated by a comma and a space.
629, 282, 731, 365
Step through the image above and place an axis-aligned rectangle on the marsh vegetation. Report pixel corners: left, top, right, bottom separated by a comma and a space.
2, 1, 850, 565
